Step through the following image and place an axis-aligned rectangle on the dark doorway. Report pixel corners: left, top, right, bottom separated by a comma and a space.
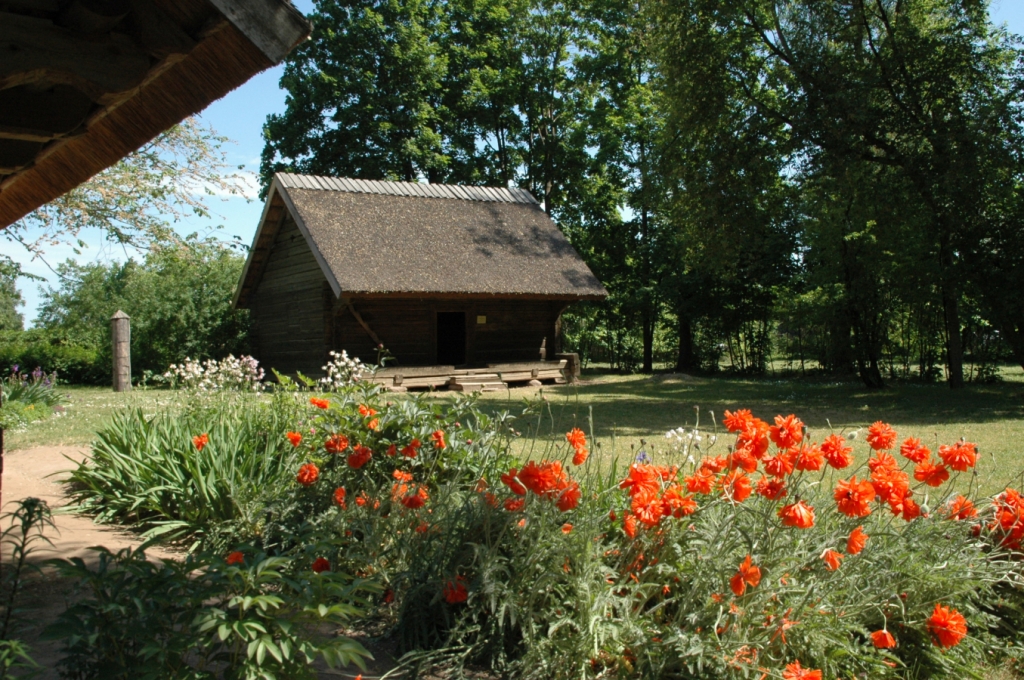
436, 312, 466, 365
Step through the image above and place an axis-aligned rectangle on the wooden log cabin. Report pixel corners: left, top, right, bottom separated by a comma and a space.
233, 173, 607, 390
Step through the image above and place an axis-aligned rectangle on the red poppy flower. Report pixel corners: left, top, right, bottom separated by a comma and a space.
401, 485, 429, 509
443, 577, 468, 604
756, 477, 787, 501
762, 450, 796, 478
623, 512, 638, 538
432, 430, 447, 450
736, 418, 770, 459
561, 523, 573, 534
914, 459, 950, 487
521, 460, 568, 497
821, 433, 853, 469
847, 526, 868, 554
769, 414, 804, 449
309, 397, 330, 409
834, 476, 875, 518
286, 431, 302, 447
193, 434, 209, 451
333, 487, 347, 509
866, 421, 897, 451
870, 466, 909, 505
501, 468, 527, 496
782, 661, 821, 680
728, 447, 758, 473
566, 427, 587, 456
900, 496, 921, 521
347, 444, 373, 469
699, 456, 728, 474
939, 441, 978, 472
325, 434, 350, 453
821, 549, 843, 571
393, 469, 413, 482
661, 484, 697, 517
779, 501, 815, 528
556, 482, 582, 511
619, 464, 662, 502
867, 451, 899, 473
720, 470, 752, 503
729, 555, 761, 596
632, 495, 664, 527
723, 409, 754, 433
900, 437, 930, 463
871, 630, 896, 649
685, 468, 716, 495
504, 497, 525, 512
296, 463, 319, 487
401, 439, 421, 458
793, 444, 824, 472
311, 557, 331, 574
926, 603, 967, 648
226, 551, 244, 565
947, 495, 977, 520
572, 447, 589, 466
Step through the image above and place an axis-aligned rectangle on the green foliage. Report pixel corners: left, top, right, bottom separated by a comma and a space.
0, 498, 56, 679
0, 261, 24, 333
0, 366, 67, 430
45, 548, 374, 680
66, 393, 303, 548
0, 331, 102, 385
35, 239, 250, 383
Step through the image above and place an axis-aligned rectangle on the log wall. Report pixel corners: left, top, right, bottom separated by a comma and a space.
249, 214, 328, 375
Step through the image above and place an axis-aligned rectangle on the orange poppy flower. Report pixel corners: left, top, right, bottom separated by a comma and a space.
333, 486, 347, 508
504, 497, 525, 512
847, 526, 868, 554
226, 551, 244, 565
898, 496, 921, 521
782, 660, 821, 680
572, 446, 589, 466
347, 444, 372, 469
723, 409, 754, 433
756, 476, 787, 501
926, 603, 967, 648
720, 470, 752, 503
193, 434, 209, 451
939, 441, 978, 472
699, 455, 728, 474
685, 468, 716, 495
286, 431, 302, 447
736, 419, 771, 459
947, 495, 977, 520
620, 464, 662, 502
401, 439, 422, 458
501, 468, 527, 496
632, 495, 664, 527
914, 459, 950, 487
834, 476, 875, 518
556, 482, 582, 511
793, 443, 824, 472
661, 483, 697, 517
821, 549, 843, 571
867, 450, 899, 473
432, 430, 447, 450
769, 414, 804, 449
779, 501, 815, 528
401, 485, 429, 509
728, 447, 758, 473
821, 433, 853, 469
729, 555, 762, 596
561, 523, 573, 534
325, 434, 350, 453
309, 397, 330, 409
871, 630, 896, 648
296, 463, 319, 487
870, 466, 909, 505
393, 469, 413, 482
900, 437, 930, 463
623, 513, 638, 538
866, 421, 897, 450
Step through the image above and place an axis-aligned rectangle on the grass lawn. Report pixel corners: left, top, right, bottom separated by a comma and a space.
463, 367, 1024, 496
10, 368, 1024, 496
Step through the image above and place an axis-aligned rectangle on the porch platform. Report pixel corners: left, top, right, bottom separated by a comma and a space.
369, 360, 568, 392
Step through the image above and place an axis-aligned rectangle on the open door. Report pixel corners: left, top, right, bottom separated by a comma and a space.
436, 312, 466, 365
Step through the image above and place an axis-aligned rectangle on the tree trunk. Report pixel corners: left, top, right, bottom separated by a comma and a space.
940, 277, 965, 389
677, 315, 697, 371
642, 310, 654, 373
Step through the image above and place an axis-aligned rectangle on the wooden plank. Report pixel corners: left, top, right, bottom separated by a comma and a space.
208, 0, 309, 63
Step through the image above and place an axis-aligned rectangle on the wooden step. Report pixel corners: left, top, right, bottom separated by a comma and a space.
447, 375, 507, 392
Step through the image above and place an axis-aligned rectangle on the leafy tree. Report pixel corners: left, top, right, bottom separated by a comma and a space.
36, 239, 250, 379
0, 261, 24, 332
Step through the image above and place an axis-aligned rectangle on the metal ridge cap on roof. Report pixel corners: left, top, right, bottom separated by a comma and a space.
275, 172, 537, 204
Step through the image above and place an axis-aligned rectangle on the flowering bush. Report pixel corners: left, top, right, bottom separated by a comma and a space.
317, 350, 365, 390
77, 381, 1024, 678
0, 364, 65, 429
163, 354, 264, 391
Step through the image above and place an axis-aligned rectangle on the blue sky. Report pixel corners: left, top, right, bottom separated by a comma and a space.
6, 0, 1024, 324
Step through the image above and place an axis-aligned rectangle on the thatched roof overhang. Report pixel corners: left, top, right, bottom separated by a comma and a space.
234, 173, 608, 307
0, 0, 311, 229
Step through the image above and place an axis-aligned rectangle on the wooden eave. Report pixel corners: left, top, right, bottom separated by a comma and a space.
0, 0, 311, 229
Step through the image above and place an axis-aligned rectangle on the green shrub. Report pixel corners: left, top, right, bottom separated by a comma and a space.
66, 393, 304, 548
45, 547, 375, 680
0, 330, 103, 384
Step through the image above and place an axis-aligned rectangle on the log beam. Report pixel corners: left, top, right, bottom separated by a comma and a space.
0, 85, 93, 143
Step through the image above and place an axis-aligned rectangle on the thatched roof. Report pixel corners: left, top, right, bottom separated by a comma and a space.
234, 173, 608, 305
0, 0, 311, 229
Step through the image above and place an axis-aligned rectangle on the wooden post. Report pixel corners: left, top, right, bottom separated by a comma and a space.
111, 310, 131, 392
